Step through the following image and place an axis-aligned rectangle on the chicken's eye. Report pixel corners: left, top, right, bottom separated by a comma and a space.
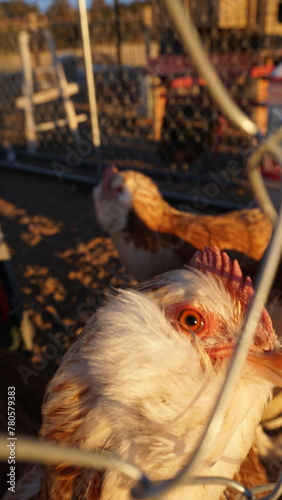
178, 309, 204, 333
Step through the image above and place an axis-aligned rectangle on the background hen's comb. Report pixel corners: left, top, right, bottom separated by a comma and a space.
101, 165, 119, 194
190, 246, 255, 308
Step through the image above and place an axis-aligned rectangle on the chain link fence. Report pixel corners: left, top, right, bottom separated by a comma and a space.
0, 0, 281, 180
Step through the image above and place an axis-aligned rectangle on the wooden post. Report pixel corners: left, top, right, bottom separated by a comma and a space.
18, 31, 36, 154
153, 83, 167, 141
143, 5, 153, 59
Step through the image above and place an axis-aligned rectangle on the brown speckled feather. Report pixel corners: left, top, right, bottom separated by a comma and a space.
224, 444, 268, 500
38, 323, 104, 500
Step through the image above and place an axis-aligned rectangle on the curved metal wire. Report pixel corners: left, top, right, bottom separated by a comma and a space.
0, 435, 253, 499
160, 0, 278, 224
236, 473, 282, 500
132, 476, 253, 500
257, 472, 282, 500
247, 127, 282, 224
0, 434, 280, 500
160, 0, 258, 137
235, 475, 282, 500
0, 434, 145, 484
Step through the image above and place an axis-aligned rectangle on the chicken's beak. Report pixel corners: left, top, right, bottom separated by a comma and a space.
101, 165, 119, 195
247, 349, 282, 387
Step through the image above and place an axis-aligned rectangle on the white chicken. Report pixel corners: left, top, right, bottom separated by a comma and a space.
6, 247, 281, 500
93, 166, 273, 282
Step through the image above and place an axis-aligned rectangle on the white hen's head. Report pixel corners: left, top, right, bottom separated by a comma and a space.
41, 247, 282, 500
137, 245, 281, 380
93, 165, 163, 234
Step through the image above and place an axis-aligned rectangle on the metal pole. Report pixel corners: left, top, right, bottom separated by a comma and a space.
78, 0, 102, 177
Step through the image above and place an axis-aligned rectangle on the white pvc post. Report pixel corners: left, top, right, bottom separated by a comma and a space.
78, 0, 102, 177
44, 29, 82, 144
18, 31, 37, 154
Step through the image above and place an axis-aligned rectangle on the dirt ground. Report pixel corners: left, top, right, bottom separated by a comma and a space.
0, 167, 136, 379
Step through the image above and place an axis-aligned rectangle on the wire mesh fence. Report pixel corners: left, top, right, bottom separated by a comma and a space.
0, 0, 281, 182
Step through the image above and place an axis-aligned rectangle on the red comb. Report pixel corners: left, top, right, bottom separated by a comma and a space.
190, 246, 275, 345
190, 246, 254, 307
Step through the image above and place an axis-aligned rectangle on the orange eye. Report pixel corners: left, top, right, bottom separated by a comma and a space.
178, 309, 204, 333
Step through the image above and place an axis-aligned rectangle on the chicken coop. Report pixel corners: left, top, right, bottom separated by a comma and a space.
0, 0, 282, 499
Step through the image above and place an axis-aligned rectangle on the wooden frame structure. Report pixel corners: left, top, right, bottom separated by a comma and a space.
16, 29, 87, 153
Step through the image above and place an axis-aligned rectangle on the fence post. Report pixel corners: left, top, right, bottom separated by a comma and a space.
18, 31, 37, 154
78, 0, 102, 178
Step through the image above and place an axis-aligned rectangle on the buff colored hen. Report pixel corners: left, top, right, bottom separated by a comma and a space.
93, 166, 272, 282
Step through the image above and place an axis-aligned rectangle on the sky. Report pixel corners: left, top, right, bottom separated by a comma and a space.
28, 0, 94, 12
22, 0, 131, 13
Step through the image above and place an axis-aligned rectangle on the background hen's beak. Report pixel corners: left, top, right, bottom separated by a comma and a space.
101, 165, 119, 195
247, 350, 282, 386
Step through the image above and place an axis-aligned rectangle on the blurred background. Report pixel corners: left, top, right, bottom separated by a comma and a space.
0, 0, 281, 194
